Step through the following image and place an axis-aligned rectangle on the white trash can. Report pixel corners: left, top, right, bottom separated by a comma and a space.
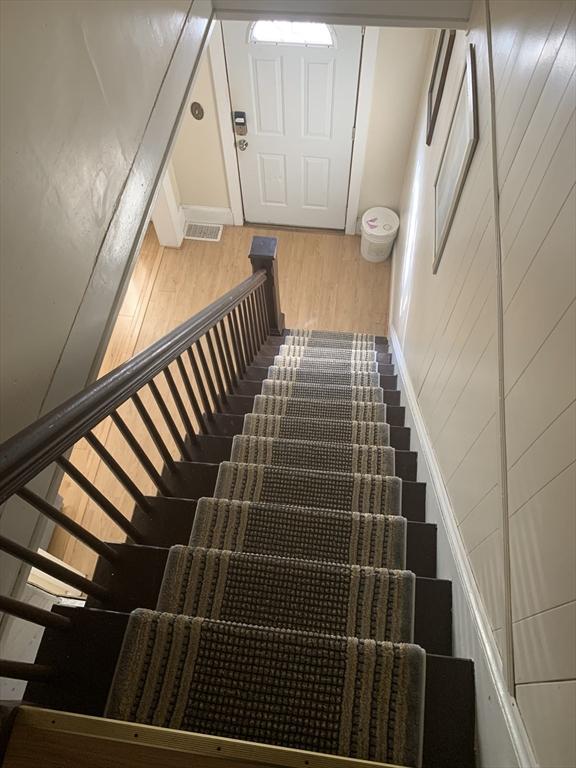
360, 207, 400, 262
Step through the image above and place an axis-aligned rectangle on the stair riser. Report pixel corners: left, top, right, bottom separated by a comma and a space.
160, 463, 425, 521
234, 379, 401, 404
202, 413, 411, 452
87, 545, 450, 654
244, 366, 398, 391
265, 335, 389, 352
259, 346, 393, 364
254, 357, 395, 376
188, 434, 415, 478
26, 607, 473, 768
133, 500, 436, 576
222, 394, 406, 426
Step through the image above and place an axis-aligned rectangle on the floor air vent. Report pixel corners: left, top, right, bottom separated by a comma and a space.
184, 222, 223, 242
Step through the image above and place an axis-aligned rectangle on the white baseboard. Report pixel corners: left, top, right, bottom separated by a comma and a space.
181, 205, 234, 226
389, 325, 538, 768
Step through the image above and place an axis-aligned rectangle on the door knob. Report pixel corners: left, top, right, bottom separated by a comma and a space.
237, 139, 249, 151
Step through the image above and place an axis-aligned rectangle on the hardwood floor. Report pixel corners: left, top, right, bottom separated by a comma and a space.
49, 223, 391, 577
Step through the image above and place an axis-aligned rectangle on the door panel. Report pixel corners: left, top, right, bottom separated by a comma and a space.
223, 22, 362, 229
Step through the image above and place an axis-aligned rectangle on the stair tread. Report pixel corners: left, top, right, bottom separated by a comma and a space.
191, 497, 408, 568
273, 355, 380, 372
158, 545, 416, 642
106, 609, 425, 766
261, 378, 384, 402
242, 413, 390, 446
215, 461, 402, 516
267, 365, 381, 388
253, 394, 387, 423
231, 434, 396, 475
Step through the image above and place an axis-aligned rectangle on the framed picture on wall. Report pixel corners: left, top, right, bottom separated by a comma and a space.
433, 43, 479, 275
426, 29, 456, 146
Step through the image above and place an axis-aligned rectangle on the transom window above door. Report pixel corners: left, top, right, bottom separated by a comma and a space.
249, 20, 334, 47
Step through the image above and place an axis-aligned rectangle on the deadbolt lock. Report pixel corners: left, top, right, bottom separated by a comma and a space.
237, 139, 249, 151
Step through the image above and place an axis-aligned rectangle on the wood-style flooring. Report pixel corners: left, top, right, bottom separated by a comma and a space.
49, 223, 390, 577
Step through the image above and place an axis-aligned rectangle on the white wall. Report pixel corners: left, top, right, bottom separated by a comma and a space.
390, 1, 576, 766
358, 28, 433, 216
171, 45, 231, 209
0, 0, 212, 608
490, 2, 576, 764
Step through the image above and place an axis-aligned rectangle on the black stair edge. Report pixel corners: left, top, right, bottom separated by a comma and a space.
26, 606, 474, 768
406, 521, 437, 578
169, 461, 426, 522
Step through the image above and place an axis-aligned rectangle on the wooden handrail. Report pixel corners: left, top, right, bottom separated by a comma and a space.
0, 270, 267, 504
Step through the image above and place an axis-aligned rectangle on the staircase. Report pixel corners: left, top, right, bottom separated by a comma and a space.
0, 239, 475, 768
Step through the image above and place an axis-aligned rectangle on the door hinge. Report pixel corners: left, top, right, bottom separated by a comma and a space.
352, 125, 356, 141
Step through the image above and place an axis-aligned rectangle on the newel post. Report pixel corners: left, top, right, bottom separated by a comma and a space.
248, 236, 285, 335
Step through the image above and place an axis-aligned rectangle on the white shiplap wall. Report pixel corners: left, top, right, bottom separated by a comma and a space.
491, 1, 576, 765
390, 1, 575, 765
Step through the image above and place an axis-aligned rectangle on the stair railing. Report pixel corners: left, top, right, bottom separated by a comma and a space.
0, 236, 283, 682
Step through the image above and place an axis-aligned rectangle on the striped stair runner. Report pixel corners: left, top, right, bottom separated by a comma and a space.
106, 329, 426, 767
252, 393, 387, 422
278, 344, 378, 361
189, 498, 408, 568
243, 413, 390, 445
260, 379, 384, 402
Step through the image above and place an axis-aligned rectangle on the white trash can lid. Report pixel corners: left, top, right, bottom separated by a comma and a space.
362, 207, 399, 238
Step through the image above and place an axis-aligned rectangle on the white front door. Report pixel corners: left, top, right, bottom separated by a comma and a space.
222, 21, 362, 229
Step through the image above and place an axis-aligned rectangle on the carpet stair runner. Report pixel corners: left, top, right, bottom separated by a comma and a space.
106, 611, 425, 767
230, 435, 395, 475
243, 413, 390, 445
97, 329, 473, 768
278, 344, 379, 361
267, 366, 381, 387
189, 498, 408, 568
273, 356, 379, 372
252, 393, 387, 422
260, 378, 384, 402
156, 546, 415, 642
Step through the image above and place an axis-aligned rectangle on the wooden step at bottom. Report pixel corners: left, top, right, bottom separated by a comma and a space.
164, 461, 425, 520
133, 500, 436, 576
26, 606, 474, 768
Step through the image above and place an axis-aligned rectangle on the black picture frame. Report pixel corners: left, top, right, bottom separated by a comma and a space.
426, 29, 456, 146
433, 43, 479, 274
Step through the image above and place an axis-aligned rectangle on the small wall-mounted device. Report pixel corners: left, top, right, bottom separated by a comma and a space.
233, 111, 247, 136
190, 101, 204, 120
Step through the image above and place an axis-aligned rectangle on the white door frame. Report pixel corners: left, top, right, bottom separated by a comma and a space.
210, 21, 379, 233
209, 22, 245, 225
344, 26, 379, 234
